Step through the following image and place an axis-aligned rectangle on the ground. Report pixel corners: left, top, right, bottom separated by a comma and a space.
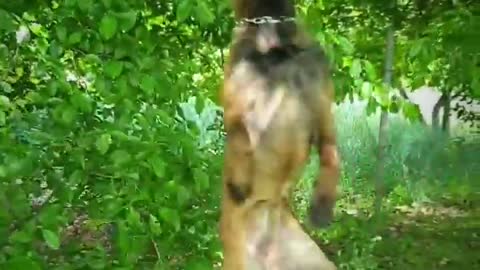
310, 193, 480, 270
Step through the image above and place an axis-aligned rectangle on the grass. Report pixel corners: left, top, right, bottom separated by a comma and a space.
311, 193, 480, 270
290, 101, 480, 270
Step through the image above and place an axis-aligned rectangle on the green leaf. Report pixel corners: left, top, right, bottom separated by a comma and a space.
116, 222, 130, 259
65, 0, 77, 7
104, 60, 124, 78
0, 9, 16, 31
9, 229, 33, 244
185, 258, 212, 270
0, 43, 8, 59
101, 0, 111, 8
389, 100, 400, 113
111, 149, 131, 167
337, 36, 354, 54
364, 60, 376, 81
373, 84, 389, 107
194, 1, 215, 25
4, 256, 41, 269
117, 11, 137, 32
403, 102, 422, 121
77, 0, 93, 11
159, 208, 181, 231
127, 207, 142, 228
0, 81, 14, 93
68, 32, 82, 45
0, 165, 6, 178
148, 155, 166, 178
42, 229, 60, 250
360, 81, 372, 99
70, 92, 93, 113
0, 110, 5, 126
194, 168, 209, 192
55, 26, 67, 42
49, 40, 63, 57
409, 40, 423, 58
61, 106, 77, 124
29, 23, 44, 37
139, 74, 156, 95
366, 98, 378, 116
177, 185, 191, 206
95, 134, 112, 154
350, 58, 362, 79
177, 0, 194, 22
99, 14, 118, 40
68, 170, 83, 185
149, 214, 162, 236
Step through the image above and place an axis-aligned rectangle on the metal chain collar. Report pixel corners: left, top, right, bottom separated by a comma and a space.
238, 16, 295, 26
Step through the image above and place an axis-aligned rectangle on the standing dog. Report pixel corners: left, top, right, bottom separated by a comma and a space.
219, 0, 340, 269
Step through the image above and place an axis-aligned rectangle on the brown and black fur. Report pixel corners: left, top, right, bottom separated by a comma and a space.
219, 0, 340, 269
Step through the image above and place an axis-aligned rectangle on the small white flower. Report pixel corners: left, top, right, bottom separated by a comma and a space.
16, 25, 30, 44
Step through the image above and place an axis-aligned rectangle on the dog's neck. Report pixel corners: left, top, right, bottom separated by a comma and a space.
233, 0, 296, 20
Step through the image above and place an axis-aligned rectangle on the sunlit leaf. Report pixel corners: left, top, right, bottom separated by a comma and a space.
350, 58, 362, 79
364, 60, 377, 81
337, 36, 354, 54
127, 207, 142, 228
149, 214, 162, 236
361, 81, 372, 99
159, 207, 181, 231
403, 102, 422, 121
42, 229, 60, 250
96, 133, 112, 154
148, 155, 166, 178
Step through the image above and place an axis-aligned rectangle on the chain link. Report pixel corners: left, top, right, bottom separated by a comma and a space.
238, 16, 295, 25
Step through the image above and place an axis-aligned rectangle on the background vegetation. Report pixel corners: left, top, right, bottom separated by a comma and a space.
0, 0, 478, 269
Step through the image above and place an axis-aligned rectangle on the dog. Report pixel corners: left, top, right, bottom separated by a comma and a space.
219, 0, 340, 269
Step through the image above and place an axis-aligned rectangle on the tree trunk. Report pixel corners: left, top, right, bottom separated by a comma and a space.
432, 93, 447, 129
375, 13, 396, 214
441, 92, 450, 134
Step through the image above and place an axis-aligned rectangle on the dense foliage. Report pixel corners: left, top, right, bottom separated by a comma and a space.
0, 0, 478, 269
